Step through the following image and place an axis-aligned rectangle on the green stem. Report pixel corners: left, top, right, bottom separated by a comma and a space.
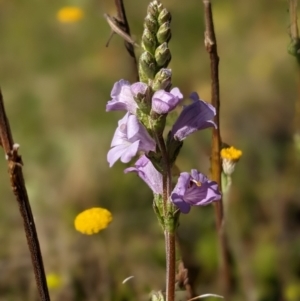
165, 231, 176, 301
154, 131, 175, 301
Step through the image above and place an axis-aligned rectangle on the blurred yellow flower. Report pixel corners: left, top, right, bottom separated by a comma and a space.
74, 207, 112, 235
57, 6, 84, 23
284, 282, 300, 301
46, 273, 63, 289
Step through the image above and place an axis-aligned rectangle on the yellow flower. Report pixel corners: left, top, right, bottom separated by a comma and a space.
46, 273, 63, 289
57, 6, 84, 23
220, 146, 242, 161
284, 282, 300, 301
220, 146, 242, 176
74, 207, 112, 235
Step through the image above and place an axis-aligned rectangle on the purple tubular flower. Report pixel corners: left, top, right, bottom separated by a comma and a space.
171, 169, 221, 213
152, 87, 183, 114
171, 92, 216, 141
107, 113, 156, 167
106, 80, 148, 114
124, 155, 163, 194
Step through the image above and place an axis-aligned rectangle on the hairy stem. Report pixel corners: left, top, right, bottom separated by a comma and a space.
165, 231, 176, 301
154, 130, 175, 301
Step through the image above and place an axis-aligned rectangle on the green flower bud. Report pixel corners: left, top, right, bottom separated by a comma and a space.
139, 52, 157, 81
144, 15, 159, 34
147, 1, 160, 18
142, 28, 157, 54
134, 86, 151, 103
152, 68, 172, 91
157, 22, 171, 44
150, 111, 166, 135
156, 1, 164, 14
155, 42, 171, 67
158, 8, 171, 25
138, 65, 148, 84
134, 86, 153, 114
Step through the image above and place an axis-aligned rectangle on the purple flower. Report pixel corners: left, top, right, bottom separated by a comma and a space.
171, 92, 216, 141
106, 80, 148, 114
107, 113, 156, 167
124, 155, 163, 194
152, 87, 183, 114
171, 169, 221, 213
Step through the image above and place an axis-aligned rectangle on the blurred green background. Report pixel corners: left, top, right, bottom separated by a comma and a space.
0, 0, 299, 300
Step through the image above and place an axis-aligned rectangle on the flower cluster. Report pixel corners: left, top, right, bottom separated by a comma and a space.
106, 79, 221, 213
106, 0, 221, 216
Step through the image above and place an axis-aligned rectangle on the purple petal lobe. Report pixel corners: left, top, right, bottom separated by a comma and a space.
106, 79, 138, 114
152, 88, 183, 114
171, 193, 191, 213
124, 155, 163, 194
171, 93, 216, 141
131, 82, 148, 97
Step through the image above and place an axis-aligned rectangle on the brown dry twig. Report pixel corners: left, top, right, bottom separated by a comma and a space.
202, 0, 234, 296
0, 90, 50, 301
104, 0, 139, 81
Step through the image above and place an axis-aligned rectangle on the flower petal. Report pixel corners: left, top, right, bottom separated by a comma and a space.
171, 194, 191, 213
106, 80, 138, 114
171, 169, 221, 213
124, 155, 163, 194
152, 88, 183, 114
171, 93, 216, 141
107, 113, 156, 167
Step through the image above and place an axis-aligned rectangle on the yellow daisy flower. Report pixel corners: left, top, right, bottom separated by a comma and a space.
74, 207, 113, 235
220, 146, 242, 176
57, 6, 84, 23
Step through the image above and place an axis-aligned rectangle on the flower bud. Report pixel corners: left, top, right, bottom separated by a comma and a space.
157, 22, 171, 44
134, 84, 153, 114
139, 52, 157, 81
144, 15, 159, 34
155, 42, 171, 67
156, 1, 164, 14
150, 112, 166, 135
142, 28, 157, 54
147, 1, 160, 18
158, 8, 171, 25
152, 68, 172, 91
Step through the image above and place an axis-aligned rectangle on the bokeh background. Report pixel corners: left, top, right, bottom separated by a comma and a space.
0, 0, 299, 300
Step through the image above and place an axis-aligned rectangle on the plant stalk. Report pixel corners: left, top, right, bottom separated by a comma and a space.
202, 0, 233, 296
0, 90, 50, 301
165, 231, 176, 301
